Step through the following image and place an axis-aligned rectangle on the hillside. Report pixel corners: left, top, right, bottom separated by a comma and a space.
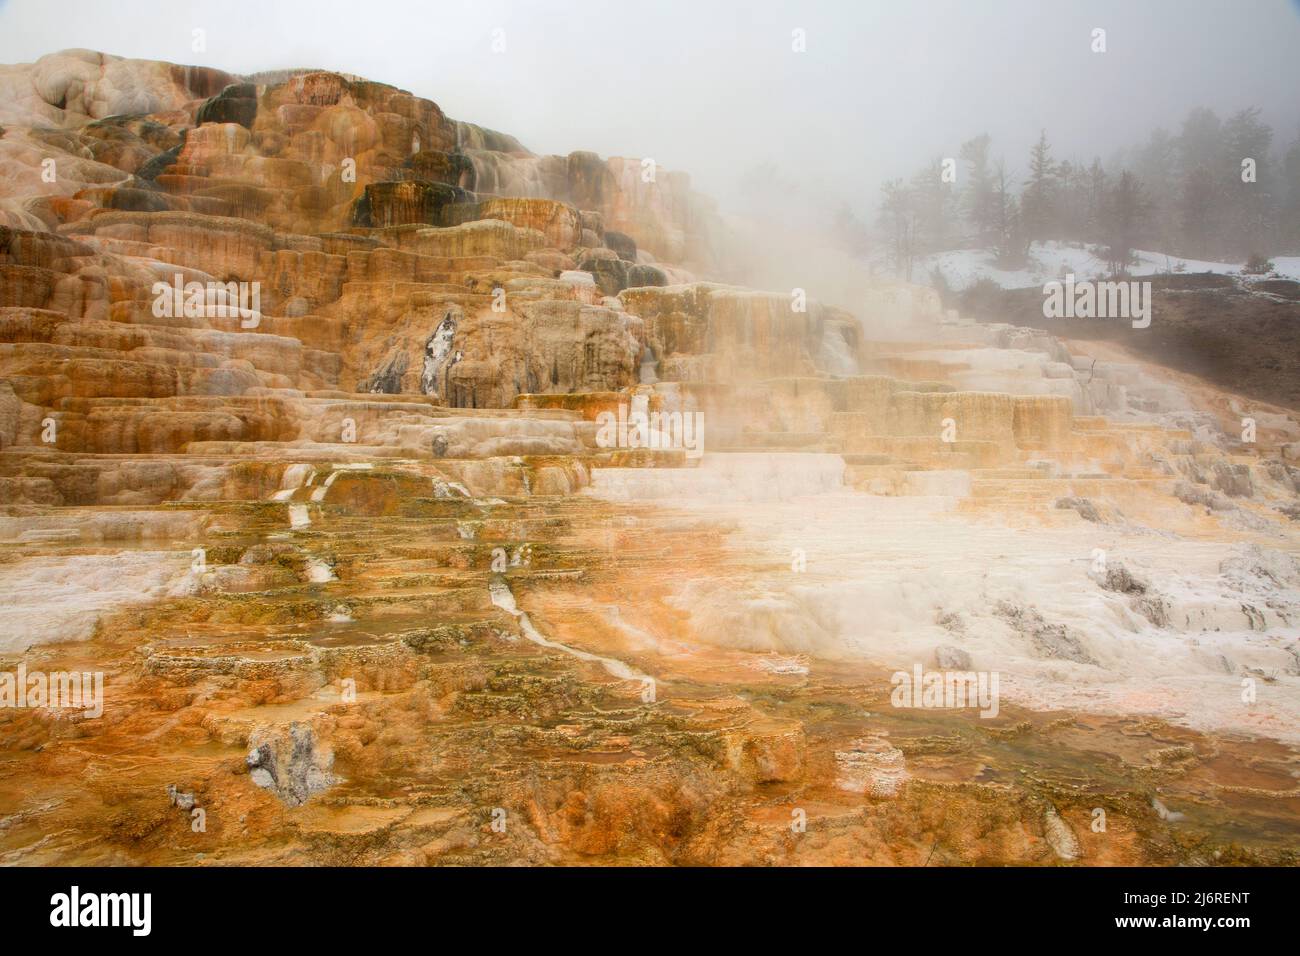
0, 50, 1298, 867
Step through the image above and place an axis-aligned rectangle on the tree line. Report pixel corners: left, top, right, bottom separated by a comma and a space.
855, 106, 1300, 280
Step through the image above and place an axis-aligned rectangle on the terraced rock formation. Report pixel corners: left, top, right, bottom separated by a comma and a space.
0, 50, 1297, 865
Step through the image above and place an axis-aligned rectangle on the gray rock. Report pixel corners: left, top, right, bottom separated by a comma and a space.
935, 610, 965, 633
933, 645, 972, 670
1132, 595, 1170, 627
996, 601, 1096, 665
359, 348, 409, 394
250, 768, 276, 789
1174, 480, 1235, 512
603, 230, 637, 262
1054, 496, 1101, 522
1210, 460, 1254, 498
245, 723, 337, 807
1095, 562, 1147, 594
1043, 806, 1080, 860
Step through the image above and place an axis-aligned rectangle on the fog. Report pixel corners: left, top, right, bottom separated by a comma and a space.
2, 0, 1298, 221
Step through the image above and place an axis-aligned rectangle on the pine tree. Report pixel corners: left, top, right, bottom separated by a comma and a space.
1085, 158, 1107, 244
959, 134, 995, 246
1223, 107, 1275, 258
1176, 107, 1225, 258
1132, 128, 1177, 250
910, 158, 956, 254
1022, 130, 1058, 243
1101, 171, 1146, 274
1282, 130, 1300, 251
1179, 164, 1216, 259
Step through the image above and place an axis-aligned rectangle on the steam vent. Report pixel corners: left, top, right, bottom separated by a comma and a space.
0, 49, 1297, 867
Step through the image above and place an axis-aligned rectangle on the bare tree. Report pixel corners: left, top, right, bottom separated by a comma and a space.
960, 134, 995, 246
990, 160, 1027, 268
878, 179, 921, 281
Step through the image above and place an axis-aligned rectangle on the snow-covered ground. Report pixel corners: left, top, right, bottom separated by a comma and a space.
914, 240, 1300, 290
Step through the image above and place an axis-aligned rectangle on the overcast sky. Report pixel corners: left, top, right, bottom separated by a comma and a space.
2, 0, 1298, 216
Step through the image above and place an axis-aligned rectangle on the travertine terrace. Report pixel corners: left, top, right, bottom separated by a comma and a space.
0, 50, 1297, 865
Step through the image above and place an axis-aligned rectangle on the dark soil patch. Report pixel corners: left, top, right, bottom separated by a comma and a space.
955, 274, 1300, 411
